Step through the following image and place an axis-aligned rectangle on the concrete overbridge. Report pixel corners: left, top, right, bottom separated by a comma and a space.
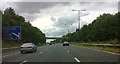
46, 37, 69, 39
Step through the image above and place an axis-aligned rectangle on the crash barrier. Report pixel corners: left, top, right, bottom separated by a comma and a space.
79, 43, 120, 48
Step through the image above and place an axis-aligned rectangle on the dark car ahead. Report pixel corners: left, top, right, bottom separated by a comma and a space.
20, 43, 37, 54
63, 41, 69, 46
49, 43, 52, 45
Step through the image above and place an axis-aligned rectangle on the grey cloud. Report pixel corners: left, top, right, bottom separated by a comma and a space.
54, 15, 76, 27
45, 28, 66, 37
46, 9, 89, 37
3, 2, 70, 22
13, 2, 69, 13
45, 27, 75, 37
51, 17, 56, 21
1, 2, 117, 37
45, 25, 77, 37
81, 20, 89, 27
118, 1, 120, 12
53, 11, 89, 28
19, 13, 40, 21
6, 0, 119, 2
82, 2, 118, 11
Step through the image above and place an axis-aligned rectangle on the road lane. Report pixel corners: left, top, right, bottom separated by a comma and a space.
2, 43, 119, 62
66, 45, 119, 62
2, 45, 49, 62
26, 43, 76, 62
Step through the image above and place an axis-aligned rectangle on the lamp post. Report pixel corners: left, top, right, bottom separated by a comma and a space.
72, 9, 86, 30
64, 24, 72, 34
64, 24, 72, 42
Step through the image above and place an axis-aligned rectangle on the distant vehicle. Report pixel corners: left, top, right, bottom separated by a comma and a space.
63, 41, 69, 46
20, 43, 37, 54
49, 43, 52, 45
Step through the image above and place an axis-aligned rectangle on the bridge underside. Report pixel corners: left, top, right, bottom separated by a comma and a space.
46, 37, 69, 39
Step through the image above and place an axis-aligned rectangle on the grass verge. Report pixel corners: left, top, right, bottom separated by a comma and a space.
2, 41, 47, 53
2, 41, 22, 53
71, 42, 120, 54
2, 41, 22, 48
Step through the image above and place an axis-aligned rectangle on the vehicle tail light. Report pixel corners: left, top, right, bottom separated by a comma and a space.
27, 47, 32, 48
21, 47, 23, 48
21, 46, 32, 48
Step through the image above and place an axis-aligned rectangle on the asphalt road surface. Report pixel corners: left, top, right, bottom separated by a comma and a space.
2, 43, 119, 63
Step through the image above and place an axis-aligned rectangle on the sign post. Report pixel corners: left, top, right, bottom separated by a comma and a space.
3, 26, 21, 41
3, 26, 22, 49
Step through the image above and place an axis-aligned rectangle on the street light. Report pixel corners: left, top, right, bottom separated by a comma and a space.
72, 10, 86, 11
64, 24, 72, 42
72, 9, 86, 30
64, 24, 72, 34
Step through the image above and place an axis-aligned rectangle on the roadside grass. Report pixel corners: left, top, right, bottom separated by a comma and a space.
2, 41, 23, 53
71, 41, 120, 54
2, 41, 46, 53
2, 48, 19, 53
37, 43, 46, 47
0, 42, 2, 48
2, 41, 22, 48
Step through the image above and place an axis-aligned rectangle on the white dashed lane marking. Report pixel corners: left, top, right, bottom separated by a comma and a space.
20, 60, 27, 64
3, 52, 20, 57
87, 48, 120, 55
67, 50, 69, 52
40, 52, 43, 54
74, 57, 80, 62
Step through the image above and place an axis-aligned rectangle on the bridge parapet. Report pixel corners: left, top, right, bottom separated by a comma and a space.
46, 37, 69, 39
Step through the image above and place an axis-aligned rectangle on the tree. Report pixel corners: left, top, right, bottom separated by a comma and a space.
63, 12, 120, 43
4, 7, 16, 16
2, 7, 46, 44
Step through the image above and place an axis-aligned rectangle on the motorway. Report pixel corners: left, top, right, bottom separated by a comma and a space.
2, 43, 119, 63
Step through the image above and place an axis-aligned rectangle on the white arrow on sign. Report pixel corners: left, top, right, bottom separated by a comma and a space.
12, 32, 20, 38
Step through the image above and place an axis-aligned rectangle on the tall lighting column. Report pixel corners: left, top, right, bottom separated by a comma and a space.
72, 9, 86, 31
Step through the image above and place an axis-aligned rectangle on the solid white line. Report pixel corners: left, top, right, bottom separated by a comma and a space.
95, 49, 120, 55
3, 52, 20, 57
3, 54, 12, 57
87, 48, 120, 55
2, 47, 19, 50
20, 60, 27, 64
15, 52, 20, 54
74, 57, 80, 62
3, 55, 10, 57
73, 45, 120, 56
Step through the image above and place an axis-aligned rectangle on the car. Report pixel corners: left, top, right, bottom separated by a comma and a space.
63, 41, 69, 46
20, 43, 37, 54
49, 43, 52, 45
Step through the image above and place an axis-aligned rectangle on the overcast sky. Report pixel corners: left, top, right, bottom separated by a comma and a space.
0, 0, 119, 40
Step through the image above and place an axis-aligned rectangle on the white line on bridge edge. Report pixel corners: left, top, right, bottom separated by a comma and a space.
74, 57, 80, 62
20, 60, 27, 64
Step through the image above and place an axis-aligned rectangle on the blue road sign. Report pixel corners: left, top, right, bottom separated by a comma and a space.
3, 26, 21, 40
